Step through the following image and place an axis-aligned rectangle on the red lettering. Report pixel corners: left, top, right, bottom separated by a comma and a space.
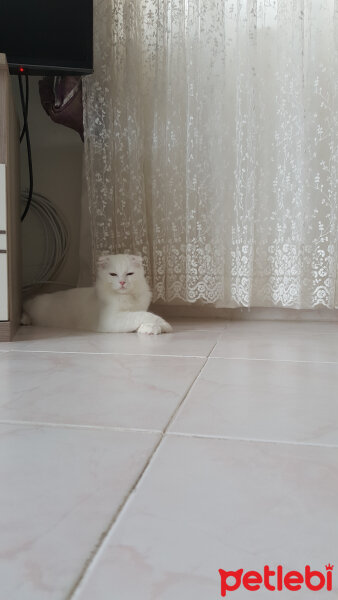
264, 565, 276, 591
284, 571, 304, 591
242, 571, 262, 591
305, 565, 325, 591
218, 565, 332, 595
219, 569, 243, 597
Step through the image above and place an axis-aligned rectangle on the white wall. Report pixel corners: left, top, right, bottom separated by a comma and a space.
11, 75, 83, 290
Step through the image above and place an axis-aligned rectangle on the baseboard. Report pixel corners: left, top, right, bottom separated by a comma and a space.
0, 320, 18, 341
151, 304, 338, 322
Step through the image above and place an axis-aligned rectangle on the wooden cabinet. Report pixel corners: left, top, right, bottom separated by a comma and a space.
0, 54, 21, 341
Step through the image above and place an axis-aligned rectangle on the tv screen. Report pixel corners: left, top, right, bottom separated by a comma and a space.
0, 0, 93, 75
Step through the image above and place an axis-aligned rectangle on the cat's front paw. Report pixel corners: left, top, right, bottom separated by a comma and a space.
158, 317, 172, 333
138, 323, 162, 335
137, 317, 172, 335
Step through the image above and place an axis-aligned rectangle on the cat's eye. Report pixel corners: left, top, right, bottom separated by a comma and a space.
126, 272, 134, 276
110, 273, 117, 276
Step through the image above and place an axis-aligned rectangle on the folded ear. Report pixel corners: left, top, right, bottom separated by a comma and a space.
97, 255, 110, 269
130, 255, 143, 268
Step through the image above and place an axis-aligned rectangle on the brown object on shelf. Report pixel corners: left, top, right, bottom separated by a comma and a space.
39, 76, 84, 141
0, 54, 21, 341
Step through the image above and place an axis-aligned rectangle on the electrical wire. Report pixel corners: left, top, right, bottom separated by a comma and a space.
21, 191, 70, 294
17, 75, 69, 290
18, 76, 70, 291
19, 74, 29, 142
18, 73, 33, 221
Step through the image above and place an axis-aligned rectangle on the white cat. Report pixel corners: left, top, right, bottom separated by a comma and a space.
22, 254, 172, 335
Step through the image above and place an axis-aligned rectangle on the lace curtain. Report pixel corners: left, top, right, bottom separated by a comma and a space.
80, 0, 338, 308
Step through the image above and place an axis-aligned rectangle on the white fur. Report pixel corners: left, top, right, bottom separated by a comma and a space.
23, 254, 172, 334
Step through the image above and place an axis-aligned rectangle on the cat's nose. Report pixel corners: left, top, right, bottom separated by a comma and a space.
120, 281, 126, 286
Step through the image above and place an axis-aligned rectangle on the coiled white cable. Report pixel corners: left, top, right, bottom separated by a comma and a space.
21, 191, 70, 293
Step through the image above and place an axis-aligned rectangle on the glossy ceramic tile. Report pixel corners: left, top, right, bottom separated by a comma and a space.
225, 320, 338, 334
0, 423, 160, 600
169, 357, 338, 444
0, 351, 204, 430
167, 318, 228, 332
1, 319, 337, 600
4, 326, 219, 357
73, 435, 338, 600
212, 320, 338, 362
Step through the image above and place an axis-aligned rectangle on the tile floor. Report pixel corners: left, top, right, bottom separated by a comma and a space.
1, 319, 337, 599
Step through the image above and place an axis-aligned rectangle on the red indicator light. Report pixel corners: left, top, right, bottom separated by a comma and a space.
19, 67, 24, 73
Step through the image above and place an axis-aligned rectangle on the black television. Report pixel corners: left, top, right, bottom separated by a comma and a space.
0, 0, 93, 75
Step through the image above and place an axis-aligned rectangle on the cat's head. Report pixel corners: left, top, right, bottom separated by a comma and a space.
96, 254, 145, 294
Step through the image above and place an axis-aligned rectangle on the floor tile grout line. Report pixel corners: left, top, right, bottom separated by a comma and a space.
0, 420, 162, 435
1, 418, 336, 449
67, 354, 211, 599
5, 349, 207, 359
210, 356, 338, 365
67, 435, 164, 600
66, 433, 165, 600
5, 350, 338, 364
162, 359, 209, 435
165, 431, 338, 449
162, 335, 221, 434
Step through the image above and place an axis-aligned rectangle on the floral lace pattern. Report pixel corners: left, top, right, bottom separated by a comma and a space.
81, 0, 338, 308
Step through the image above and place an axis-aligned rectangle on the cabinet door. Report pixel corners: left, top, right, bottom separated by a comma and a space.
0, 163, 8, 321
